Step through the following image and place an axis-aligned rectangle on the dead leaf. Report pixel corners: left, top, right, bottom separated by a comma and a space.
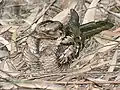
3, 79, 66, 90
72, 61, 109, 74
0, 26, 12, 35
94, 36, 110, 45
0, 36, 11, 51
87, 78, 107, 82
1, 83, 16, 89
0, 19, 8, 26
52, 0, 78, 24
91, 88, 100, 90
115, 72, 120, 81
102, 30, 120, 37
31, 15, 44, 30
2, 60, 16, 72
108, 50, 118, 72
59, 0, 75, 9
98, 42, 118, 53
113, 27, 120, 32
96, 34, 120, 52
52, 8, 70, 24
0, 71, 9, 78
81, 54, 95, 63
8, 26, 19, 33
115, 0, 120, 6
82, 0, 100, 24
70, 54, 95, 69
0, 59, 17, 78
24, 7, 40, 25
0, 50, 9, 58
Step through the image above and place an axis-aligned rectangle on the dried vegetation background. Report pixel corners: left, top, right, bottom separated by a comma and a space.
0, 0, 120, 90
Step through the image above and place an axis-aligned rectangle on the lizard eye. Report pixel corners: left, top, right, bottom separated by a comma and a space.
75, 37, 81, 41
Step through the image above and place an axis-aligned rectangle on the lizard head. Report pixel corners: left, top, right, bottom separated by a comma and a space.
34, 20, 64, 39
